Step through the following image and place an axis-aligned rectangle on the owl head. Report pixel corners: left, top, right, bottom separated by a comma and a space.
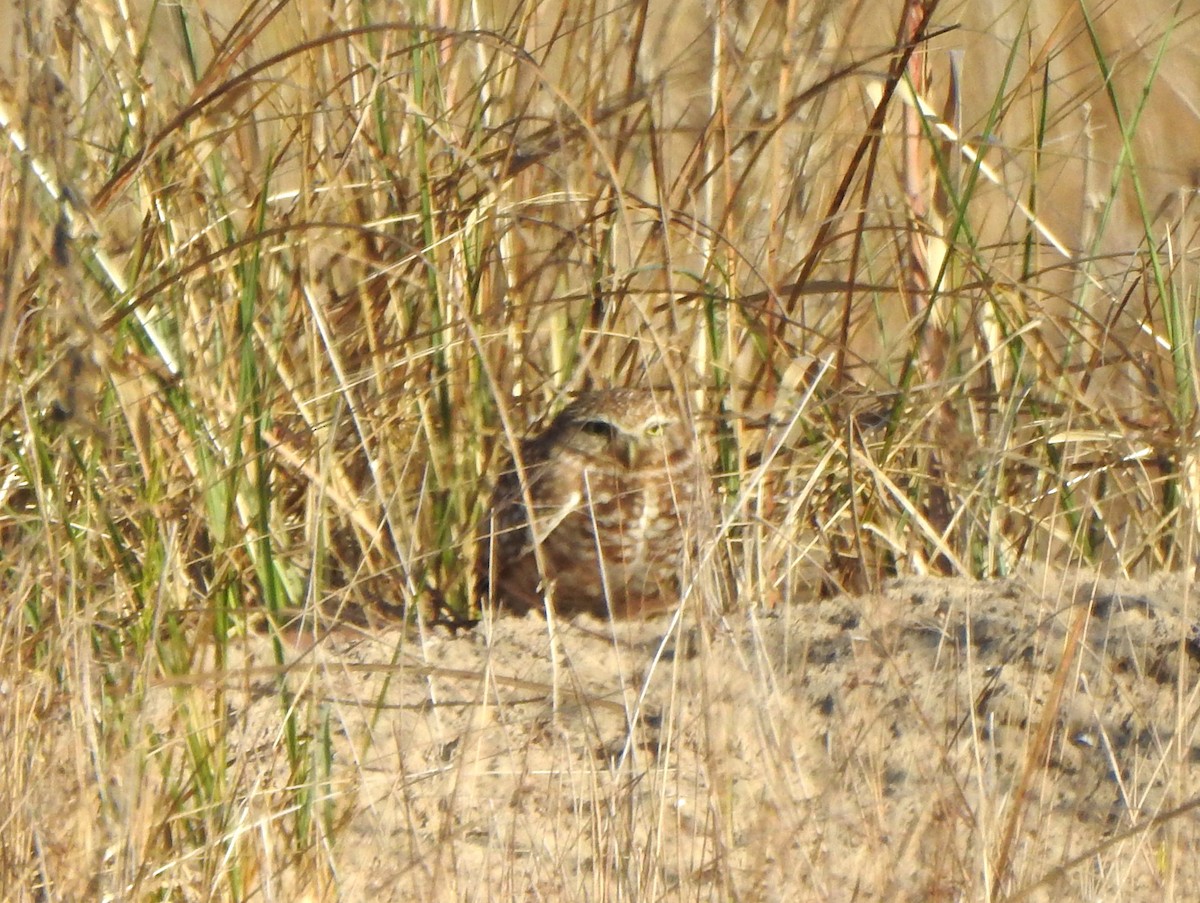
546, 390, 688, 469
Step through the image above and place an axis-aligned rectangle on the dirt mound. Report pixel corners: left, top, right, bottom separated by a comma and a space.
229, 570, 1200, 900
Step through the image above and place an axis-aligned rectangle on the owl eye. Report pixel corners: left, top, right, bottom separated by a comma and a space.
578, 419, 618, 440
644, 422, 665, 437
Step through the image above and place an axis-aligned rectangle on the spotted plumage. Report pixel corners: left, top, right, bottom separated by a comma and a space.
476, 389, 699, 618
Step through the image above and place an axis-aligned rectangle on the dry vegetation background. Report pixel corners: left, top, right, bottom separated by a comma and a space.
1, 0, 1200, 899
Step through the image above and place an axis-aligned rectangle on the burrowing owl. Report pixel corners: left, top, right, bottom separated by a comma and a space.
476, 389, 699, 619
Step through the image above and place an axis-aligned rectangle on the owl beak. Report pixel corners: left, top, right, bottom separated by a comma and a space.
617, 440, 636, 469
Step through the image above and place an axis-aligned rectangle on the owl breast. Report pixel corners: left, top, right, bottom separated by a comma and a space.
536, 460, 694, 616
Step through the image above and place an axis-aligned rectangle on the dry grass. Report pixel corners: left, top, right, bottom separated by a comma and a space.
1, 0, 1199, 899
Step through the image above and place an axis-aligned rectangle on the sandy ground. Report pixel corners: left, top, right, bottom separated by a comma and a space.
17, 570, 1200, 901
206, 570, 1200, 901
